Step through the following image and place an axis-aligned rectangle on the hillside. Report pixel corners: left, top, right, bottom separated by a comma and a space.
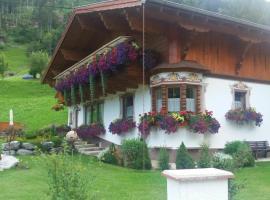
0, 44, 67, 132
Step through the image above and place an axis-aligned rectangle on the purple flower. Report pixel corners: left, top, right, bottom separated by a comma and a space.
109, 119, 136, 135
76, 124, 105, 140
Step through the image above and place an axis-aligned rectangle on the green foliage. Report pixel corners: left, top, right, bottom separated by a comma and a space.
46, 153, 93, 200
121, 139, 151, 170
224, 141, 247, 155
176, 142, 195, 169
158, 147, 170, 170
29, 51, 49, 78
212, 152, 235, 171
0, 53, 8, 78
198, 143, 212, 168
233, 146, 255, 168
229, 180, 245, 200
224, 141, 255, 168
100, 144, 118, 165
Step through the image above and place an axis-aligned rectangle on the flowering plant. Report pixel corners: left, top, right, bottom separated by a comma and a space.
187, 111, 220, 134
76, 123, 105, 140
55, 41, 140, 93
109, 118, 136, 135
138, 110, 220, 136
225, 108, 263, 127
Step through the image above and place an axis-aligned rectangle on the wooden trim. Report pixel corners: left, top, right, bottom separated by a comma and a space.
161, 84, 168, 113
151, 87, 157, 112
180, 84, 187, 111
196, 85, 201, 113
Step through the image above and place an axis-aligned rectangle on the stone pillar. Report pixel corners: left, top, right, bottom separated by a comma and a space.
162, 168, 234, 200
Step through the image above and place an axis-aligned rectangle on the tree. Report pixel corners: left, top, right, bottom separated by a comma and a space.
176, 142, 195, 169
0, 53, 8, 78
29, 51, 49, 78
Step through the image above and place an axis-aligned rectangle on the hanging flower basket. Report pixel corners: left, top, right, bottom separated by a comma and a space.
225, 108, 263, 127
55, 41, 140, 93
138, 110, 220, 137
76, 123, 106, 140
109, 118, 136, 135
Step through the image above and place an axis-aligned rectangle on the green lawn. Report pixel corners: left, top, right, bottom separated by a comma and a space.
0, 155, 269, 200
1, 45, 29, 74
0, 78, 67, 132
0, 155, 166, 200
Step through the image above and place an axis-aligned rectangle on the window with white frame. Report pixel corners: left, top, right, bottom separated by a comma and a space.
156, 87, 162, 112
231, 82, 250, 110
186, 85, 196, 112
122, 94, 134, 120
168, 87, 180, 112
84, 102, 104, 125
234, 91, 247, 110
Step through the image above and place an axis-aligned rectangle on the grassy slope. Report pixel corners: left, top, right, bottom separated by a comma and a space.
1, 45, 29, 75
0, 77, 67, 132
0, 155, 269, 200
0, 44, 66, 132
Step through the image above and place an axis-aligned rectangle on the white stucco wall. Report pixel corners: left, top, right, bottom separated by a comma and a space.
68, 78, 270, 149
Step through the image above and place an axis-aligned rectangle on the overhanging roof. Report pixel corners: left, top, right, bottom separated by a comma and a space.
42, 0, 270, 85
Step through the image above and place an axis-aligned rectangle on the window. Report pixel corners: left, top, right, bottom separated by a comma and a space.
168, 87, 180, 112
122, 95, 134, 119
186, 85, 196, 112
156, 87, 162, 112
84, 102, 104, 125
234, 91, 246, 109
151, 84, 202, 113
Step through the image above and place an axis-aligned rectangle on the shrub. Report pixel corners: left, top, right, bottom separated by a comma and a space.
198, 144, 212, 168
224, 141, 245, 155
121, 139, 151, 170
158, 147, 170, 170
176, 142, 195, 169
46, 153, 93, 200
224, 141, 255, 168
100, 144, 118, 165
50, 136, 63, 148
233, 146, 255, 168
212, 152, 235, 171
29, 51, 49, 78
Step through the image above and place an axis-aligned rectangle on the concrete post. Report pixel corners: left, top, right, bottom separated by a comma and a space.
162, 168, 234, 200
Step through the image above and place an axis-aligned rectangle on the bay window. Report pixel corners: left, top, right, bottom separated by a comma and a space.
151, 84, 201, 113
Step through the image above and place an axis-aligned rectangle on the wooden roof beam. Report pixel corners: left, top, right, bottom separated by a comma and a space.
76, 15, 107, 35
123, 9, 166, 34
235, 41, 253, 75
145, 5, 270, 43
60, 49, 89, 62
98, 12, 130, 32
181, 30, 198, 60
